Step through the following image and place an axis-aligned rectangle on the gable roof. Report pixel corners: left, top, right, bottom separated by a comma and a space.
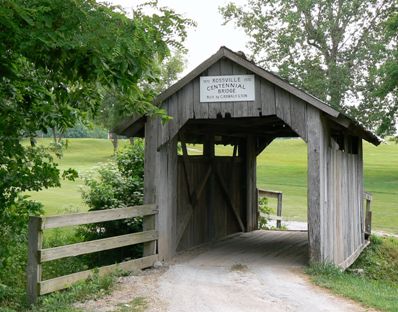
115, 46, 381, 146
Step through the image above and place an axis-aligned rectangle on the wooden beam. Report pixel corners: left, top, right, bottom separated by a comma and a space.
39, 255, 158, 295
41, 205, 158, 229
40, 230, 158, 262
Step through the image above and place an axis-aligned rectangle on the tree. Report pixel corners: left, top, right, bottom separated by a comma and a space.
220, 0, 397, 134
0, 0, 192, 209
96, 50, 186, 152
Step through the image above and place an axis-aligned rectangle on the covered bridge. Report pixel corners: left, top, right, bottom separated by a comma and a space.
115, 47, 380, 268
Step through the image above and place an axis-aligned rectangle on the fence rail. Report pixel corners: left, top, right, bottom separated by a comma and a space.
27, 204, 158, 305
258, 188, 283, 228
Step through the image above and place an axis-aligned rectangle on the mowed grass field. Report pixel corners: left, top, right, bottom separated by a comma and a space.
27, 138, 398, 233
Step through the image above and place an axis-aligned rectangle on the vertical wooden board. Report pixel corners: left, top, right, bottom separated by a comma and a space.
341, 152, 349, 259
357, 139, 364, 243
143, 118, 158, 256
275, 87, 291, 126
245, 136, 257, 232
194, 75, 209, 119
254, 76, 262, 117
207, 62, 221, 119
326, 147, 333, 262
219, 58, 234, 116
290, 97, 308, 141
157, 138, 178, 261
261, 79, 276, 115
168, 94, 179, 145
232, 63, 249, 117
307, 106, 322, 263
336, 150, 343, 263
320, 124, 329, 261
178, 82, 194, 130
158, 100, 170, 149
144, 118, 158, 204
168, 137, 178, 253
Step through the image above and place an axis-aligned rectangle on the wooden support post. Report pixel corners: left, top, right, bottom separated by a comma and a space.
364, 192, 372, 239
276, 193, 283, 229
246, 135, 257, 232
27, 216, 43, 305
143, 118, 158, 257
307, 106, 326, 263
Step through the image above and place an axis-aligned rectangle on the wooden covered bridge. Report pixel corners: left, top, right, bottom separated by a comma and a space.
116, 47, 380, 268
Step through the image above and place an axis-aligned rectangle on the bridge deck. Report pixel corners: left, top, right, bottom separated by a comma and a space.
175, 230, 309, 267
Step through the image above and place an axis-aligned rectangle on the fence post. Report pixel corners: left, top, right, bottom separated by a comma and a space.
26, 216, 42, 305
276, 193, 283, 229
364, 192, 372, 239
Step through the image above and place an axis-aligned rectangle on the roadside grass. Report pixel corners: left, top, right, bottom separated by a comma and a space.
115, 297, 148, 312
30, 271, 119, 312
306, 236, 398, 312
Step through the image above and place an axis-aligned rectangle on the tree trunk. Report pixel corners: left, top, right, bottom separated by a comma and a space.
109, 132, 118, 154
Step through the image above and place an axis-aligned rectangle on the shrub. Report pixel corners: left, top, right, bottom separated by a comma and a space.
0, 196, 43, 310
258, 197, 273, 229
78, 140, 145, 266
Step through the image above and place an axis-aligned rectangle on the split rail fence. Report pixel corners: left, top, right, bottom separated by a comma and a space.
27, 204, 158, 305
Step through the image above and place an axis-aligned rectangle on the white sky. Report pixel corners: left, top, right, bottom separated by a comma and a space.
107, 0, 250, 75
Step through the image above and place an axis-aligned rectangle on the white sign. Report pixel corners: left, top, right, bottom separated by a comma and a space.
200, 75, 255, 102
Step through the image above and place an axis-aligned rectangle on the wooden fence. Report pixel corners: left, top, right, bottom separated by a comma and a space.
26, 204, 158, 305
258, 188, 283, 228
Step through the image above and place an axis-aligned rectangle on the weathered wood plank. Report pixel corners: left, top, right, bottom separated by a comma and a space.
260, 79, 276, 116
307, 106, 323, 262
290, 97, 307, 141
214, 164, 245, 232
258, 189, 282, 198
27, 217, 42, 305
178, 81, 193, 129
41, 205, 158, 229
143, 118, 158, 256
39, 255, 158, 295
245, 135, 257, 231
40, 230, 158, 262
276, 87, 291, 126
207, 62, 222, 119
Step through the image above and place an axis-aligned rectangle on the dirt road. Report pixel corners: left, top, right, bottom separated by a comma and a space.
78, 231, 368, 312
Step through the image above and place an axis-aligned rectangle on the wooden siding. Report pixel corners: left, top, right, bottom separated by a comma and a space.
307, 107, 365, 265
176, 156, 244, 251
157, 58, 309, 149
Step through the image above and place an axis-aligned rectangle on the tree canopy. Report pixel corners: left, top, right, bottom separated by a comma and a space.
0, 0, 192, 212
220, 0, 398, 135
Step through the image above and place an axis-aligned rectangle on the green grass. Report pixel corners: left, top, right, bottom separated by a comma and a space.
26, 138, 129, 215
27, 138, 398, 233
306, 236, 398, 312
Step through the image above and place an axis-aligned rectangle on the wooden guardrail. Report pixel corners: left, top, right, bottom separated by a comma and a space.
258, 188, 283, 228
26, 204, 158, 305
364, 192, 372, 239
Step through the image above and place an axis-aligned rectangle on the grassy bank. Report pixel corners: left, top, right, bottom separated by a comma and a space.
27, 138, 398, 233
307, 236, 398, 312
26, 139, 129, 215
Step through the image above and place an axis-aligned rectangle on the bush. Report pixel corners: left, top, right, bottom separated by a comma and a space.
78, 140, 145, 266
0, 196, 43, 310
258, 197, 273, 229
